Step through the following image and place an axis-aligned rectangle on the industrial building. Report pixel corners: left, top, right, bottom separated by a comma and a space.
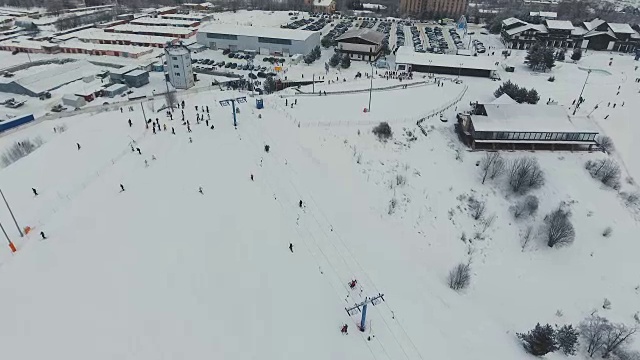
0, 39, 60, 54
161, 13, 213, 22
105, 24, 197, 39
68, 29, 181, 48
457, 94, 599, 151
58, 40, 154, 58
123, 69, 150, 88
103, 83, 128, 97
62, 94, 87, 108
395, 46, 497, 78
165, 44, 194, 89
196, 24, 320, 56
130, 17, 201, 28
0, 60, 101, 97
336, 29, 384, 61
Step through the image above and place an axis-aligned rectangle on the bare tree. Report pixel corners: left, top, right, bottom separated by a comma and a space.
598, 135, 615, 153
165, 91, 177, 110
508, 157, 545, 194
586, 159, 621, 188
544, 206, 575, 247
448, 263, 471, 291
603, 323, 637, 358
480, 152, 504, 184
580, 314, 610, 357
510, 195, 539, 219
1, 137, 44, 167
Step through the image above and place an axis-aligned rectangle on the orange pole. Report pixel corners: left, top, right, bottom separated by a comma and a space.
8, 241, 16, 253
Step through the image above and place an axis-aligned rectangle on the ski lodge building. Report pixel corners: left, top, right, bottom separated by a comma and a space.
457, 95, 600, 151
335, 29, 384, 61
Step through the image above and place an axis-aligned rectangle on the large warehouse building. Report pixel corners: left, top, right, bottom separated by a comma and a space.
196, 24, 320, 56
395, 46, 497, 78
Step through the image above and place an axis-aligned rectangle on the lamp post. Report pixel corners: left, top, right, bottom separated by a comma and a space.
368, 61, 374, 112
573, 69, 592, 115
458, 62, 463, 80
428, 59, 433, 78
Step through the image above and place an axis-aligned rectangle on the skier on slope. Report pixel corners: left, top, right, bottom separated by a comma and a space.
341, 324, 348, 335
349, 279, 358, 289
128, 119, 132, 127
32, 187, 38, 196
120, 184, 125, 192
199, 186, 204, 194
289, 243, 294, 252
299, 200, 303, 208
77, 143, 81, 150
40, 231, 46, 239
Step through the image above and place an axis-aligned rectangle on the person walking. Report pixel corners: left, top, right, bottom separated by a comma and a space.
128, 119, 132, 127
77, 143, 81, 150
289, 243, 293, 252
32, 187, 38, 196
120, 184, 125, 192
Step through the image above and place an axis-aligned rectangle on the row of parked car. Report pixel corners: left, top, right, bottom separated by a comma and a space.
395, 23, 406, 47
449, 28, 465, 51
424, 26, 447, 54
377, 21, 391, 49
473, 39, 486, 53
282, 17, 314, 29
324, 20, 352, 45
304, 17, 329, 31
409, 25, 425, 52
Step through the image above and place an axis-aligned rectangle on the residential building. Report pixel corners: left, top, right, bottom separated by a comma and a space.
400, 0, 468, 19
336, 29, 384, 61
501, 17, 640, 52
165, 44, 194, 89
456, 94, 600, 151
196, 24, 320, 56
305, 0, 336, 13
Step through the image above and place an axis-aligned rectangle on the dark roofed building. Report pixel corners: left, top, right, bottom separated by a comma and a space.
336, 29, 384, 61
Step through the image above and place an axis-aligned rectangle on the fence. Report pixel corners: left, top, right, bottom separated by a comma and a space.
285, 80, 431, 97
416, 84, 468, 135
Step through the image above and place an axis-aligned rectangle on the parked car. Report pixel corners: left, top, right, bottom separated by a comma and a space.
222, 48, 231, 55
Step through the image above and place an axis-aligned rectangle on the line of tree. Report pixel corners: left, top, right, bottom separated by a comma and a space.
494, 80, 540, 104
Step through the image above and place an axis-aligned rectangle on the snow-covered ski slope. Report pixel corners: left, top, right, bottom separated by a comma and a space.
0, 51, 639, 359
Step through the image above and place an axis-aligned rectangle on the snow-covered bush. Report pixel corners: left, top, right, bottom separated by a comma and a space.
479, 152, 505, 184
544, 205, 575, 247
468, 196, 486, 220
517, 323, 558, 356
585, 158, 621, 189
508, 157, 545, 194
447, 263, 471, 291
388, 197, 397, 215
602, 226, 613, 237
555, 324, 579, 356
580, 314, 637, 358
510, 195, 539, 219
372, 122, 392, 141
1, 137, 44, 167
598, 135, 615, 153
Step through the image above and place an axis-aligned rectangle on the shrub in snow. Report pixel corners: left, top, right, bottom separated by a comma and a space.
447, 263, 471, 291
340, 54, 351, 69
388, 197, 397, 215
603, 298, 612, 309
467, 196, 486, 220
602, 226, 613, 237
621, 192, 640, 207
548, 75, 555, 82
571, 48, 582, 61
54, 124, 68, 133
598, 135, 615, 153
517, 323, 558, 356
479, 152, 505, 184
544, 206, 575, 248
395, 174, 406, 186
372, 122, 392, 141
585, 159, 621, 189
508, 157, 545, 194
555, 324, 579, 356
580, 314, 637, 358
510, 195, 539, 219
1, 137, 44, 167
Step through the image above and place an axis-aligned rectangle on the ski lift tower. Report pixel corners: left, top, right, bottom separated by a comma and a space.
219, 96, 247, 127
345, 293, 385, 332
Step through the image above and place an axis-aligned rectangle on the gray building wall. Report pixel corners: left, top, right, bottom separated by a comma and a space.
196, 31, 320, 55
124, 72, 150, 88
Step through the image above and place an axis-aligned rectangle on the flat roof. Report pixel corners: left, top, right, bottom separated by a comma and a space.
529, 11, 557, 18
110, 24, 195, 35
166, 45, 189, 55
198, 24, 318, 41
60, 40, 153, 54
104, 83, 128, 91
74, 29, 179, 45
395, 46, 497, 71
161, 13, 209, 20
545, 20, 574, 30
126, 69, 148, 77
131, 17, 198, 26
12, 60, 101, 94
0, 38, 58, 50
472, 104, 599, 133
110, 65, 138, 75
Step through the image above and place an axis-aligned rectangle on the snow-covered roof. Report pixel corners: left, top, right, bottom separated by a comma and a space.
336, 29, 384, 44
161, 13, 210, 20
502, 17, 525, 27
0, 15, 14, 23
490, 94, 517, 105
608, 23, 635, 34
395, 46, 497, 71
545, 20, 574, 30
198, 24, 318, 41
104, 83, 128, 92
0, 38, 58, 50
60, 40, 153, 55
362, 3, 387, 9
472, 104, 599, 133
584, 29, 617, 39
75, 29, 179, 45
166, 45, 189, 55
62, 94, 83, 101
571, 26, 587, 36
110, 65, 138, 76
13, 60, 101, 95
505, 24, 547, 36
126, 69, 148, 77
131, 17, 198, 27
110, 24, 195, 36
313, 0, 335, 6
583, 18, 605, 31
529, 11, 556, 18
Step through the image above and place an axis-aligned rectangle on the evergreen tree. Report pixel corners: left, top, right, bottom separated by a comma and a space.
263, 76, 276, 94
304, 54, 315, 65
555, 48, 566, 61
341, 54, 351, 69
329, 52, 341, 67
517, 323, 558, 356
571, 47, 582, 61
556, 324, 579, 356
525, 43, 555, 71
542, 47, 556, 71
526, 89, 540, 104
493, 80, 518, 98
321, 36, 333, 48
312, 45, 322, 60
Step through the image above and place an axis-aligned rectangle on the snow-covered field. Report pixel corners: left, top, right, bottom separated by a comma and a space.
0, 10, 639, 360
